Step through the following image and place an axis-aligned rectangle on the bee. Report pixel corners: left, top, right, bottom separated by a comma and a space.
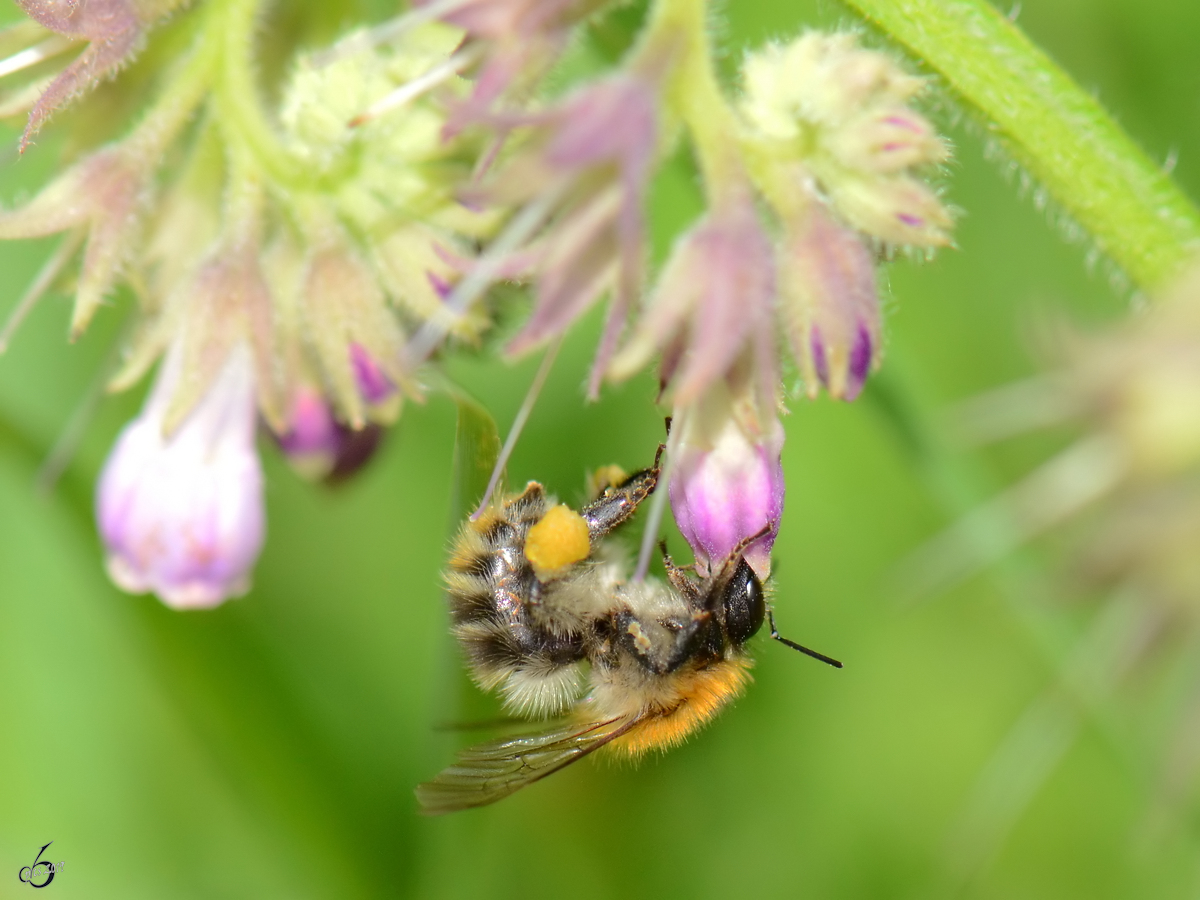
417, 448, 840, 814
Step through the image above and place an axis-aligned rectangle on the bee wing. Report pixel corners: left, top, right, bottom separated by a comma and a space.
416, 716, 638, 814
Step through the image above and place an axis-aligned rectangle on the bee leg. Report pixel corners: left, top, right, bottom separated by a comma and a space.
579, 449, 663, 543
616, 607, 720, 675
658, 539, 700, 597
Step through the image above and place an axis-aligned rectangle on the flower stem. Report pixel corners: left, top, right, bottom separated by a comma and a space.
639, 0, 742, 198
841, 0, 1200, 292
212, 0, 306, 189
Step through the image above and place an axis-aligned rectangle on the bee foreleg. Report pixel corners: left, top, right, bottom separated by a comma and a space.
579, 454, 663, 543
615, 608, 720, 675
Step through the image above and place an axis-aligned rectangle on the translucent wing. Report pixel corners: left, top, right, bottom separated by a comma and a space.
416, 716, 638, 815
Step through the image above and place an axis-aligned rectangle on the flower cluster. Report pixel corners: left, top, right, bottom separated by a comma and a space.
463, 24, 952, 576
0, 2, 953, 607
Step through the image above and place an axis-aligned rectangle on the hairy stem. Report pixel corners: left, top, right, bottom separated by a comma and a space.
639, 0, 742, 197
213, 0, 307, 188
841, 0, 1200, 292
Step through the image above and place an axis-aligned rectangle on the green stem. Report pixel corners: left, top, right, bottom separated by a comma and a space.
840, 0, 1200, 292
639, 0, 743, 199
212, 0, 308, 189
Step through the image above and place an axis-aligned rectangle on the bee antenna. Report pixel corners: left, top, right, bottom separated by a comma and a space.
768, 609, 843, 669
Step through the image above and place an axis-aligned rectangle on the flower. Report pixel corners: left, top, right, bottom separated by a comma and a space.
463, 73, 661, 395
669, 366, 785, 579
741, 32, 952, 249
274, 385, 386, 484
778, 203, 882, 400
609, 187, 777, 407
96, 342, 265, 609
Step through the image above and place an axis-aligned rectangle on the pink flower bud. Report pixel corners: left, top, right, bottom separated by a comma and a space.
832, 175, 953, 248
275, 387, 340, 480
779, 204, 881, 401
828, 109, 948, 175
274, 385, 385, 484
669, 383, 785, 579
96, 343, 264, 609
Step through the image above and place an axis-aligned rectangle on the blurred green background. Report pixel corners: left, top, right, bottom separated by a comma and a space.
3, 0, 1200, 897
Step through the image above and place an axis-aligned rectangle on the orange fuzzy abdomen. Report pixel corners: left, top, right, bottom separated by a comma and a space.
607, 657, 754, 756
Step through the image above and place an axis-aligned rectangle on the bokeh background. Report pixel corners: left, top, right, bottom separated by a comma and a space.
3, 0, 1200, 897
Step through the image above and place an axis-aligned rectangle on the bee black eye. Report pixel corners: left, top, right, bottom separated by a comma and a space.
722, 558, 765, 646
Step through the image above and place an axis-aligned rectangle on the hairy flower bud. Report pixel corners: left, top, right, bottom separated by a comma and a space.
473, 73, 660, 395
274, 385, 385, 484
349, 342, 396, 404
832, 175, 953, 249
827, 108, 947, 175
0, 145, 145, 335
670, 378, 785, 579
780, 204, 881, 400
96, 343, 265, 609
609, 188, 776, 406
302, 241, 407, 427
741, 31, 952, 249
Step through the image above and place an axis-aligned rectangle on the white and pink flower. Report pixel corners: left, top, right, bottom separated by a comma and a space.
97, 342, 265, 609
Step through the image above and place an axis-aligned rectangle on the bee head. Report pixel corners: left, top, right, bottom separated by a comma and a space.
719, 558, 765, 647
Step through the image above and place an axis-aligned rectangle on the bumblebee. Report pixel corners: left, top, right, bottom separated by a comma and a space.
417, 449, 839, 814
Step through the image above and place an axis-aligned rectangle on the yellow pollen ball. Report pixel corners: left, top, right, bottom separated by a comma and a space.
525, 505, 591, 579
587, 464, 627, 497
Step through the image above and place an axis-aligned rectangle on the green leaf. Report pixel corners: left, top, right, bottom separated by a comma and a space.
840, 0, 1200, 292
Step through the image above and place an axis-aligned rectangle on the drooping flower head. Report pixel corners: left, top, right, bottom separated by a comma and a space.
609, 185, 777, 409
739, 32, 953, 400
97, 341, 264, 609
778, 202, 881, 401
669, 358, 786, 579
0, 0, 959, 612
